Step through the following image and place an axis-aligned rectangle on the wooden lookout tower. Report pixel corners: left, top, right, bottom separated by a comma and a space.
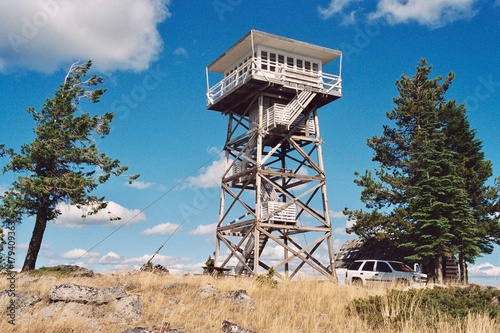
206, 30, 342, 281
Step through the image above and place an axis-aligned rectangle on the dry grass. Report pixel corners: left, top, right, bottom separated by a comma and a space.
0, 271, 498, 333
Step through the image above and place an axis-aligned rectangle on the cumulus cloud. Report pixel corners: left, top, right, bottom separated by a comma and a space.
468, 262, 500, 277
318, 0, 356, 18
319, 0, 480, 28
189, 223, 217, 236
330, 210, 347, 219
141, 222, 180, 235
54, 201, 146, 228
370, 0, 478, 28
61, 248, 100, 259
0, 184, 8, 195
99, 251, 122, 264
127, 180, 155, 190
173, 47, 188, 57
332, 227, 348, 235
333, 218, 355, 235
0, 0, 170, 73
183, 152, 225, 189
17, 242, 49, 250
107, 253, 192, 275
318, 0, 359, 23
330, 210, 354, 235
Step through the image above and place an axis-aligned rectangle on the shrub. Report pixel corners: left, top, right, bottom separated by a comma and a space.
204, 256, 215, 266
28, 265, 76, 277
255, 267, 278, 287
349, 285, 500, 328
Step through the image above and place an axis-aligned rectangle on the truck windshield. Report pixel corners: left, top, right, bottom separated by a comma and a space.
389, 261, 413, 272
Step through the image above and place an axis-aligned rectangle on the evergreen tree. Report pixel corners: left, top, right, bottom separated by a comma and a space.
440, 102, 500, 283
0, 61, 139, 271
345, 59, 499, 283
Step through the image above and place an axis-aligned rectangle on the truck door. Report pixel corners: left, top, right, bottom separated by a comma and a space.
373, 261, 393, 284
360, 260, 378, 284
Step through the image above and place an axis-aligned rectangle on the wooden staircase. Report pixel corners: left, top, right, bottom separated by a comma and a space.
234, 232, 269, 275
263, 89, 317, 131
234, 179, 287, 275
284, 89, 317, 127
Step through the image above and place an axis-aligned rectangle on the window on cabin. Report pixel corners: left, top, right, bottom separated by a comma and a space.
297, 59, 303, 70
269, 53, 276, 71
278, 54, 285, 65
312, 63, 319, 72
305, 61, 311, 71
286, 56, 294, 68
261, 51, 268, 71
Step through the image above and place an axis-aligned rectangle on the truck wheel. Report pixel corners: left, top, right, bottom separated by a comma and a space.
396, 278, 409, 287
352, 278, 363, 286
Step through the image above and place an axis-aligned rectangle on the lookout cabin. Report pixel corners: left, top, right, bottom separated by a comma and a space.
206, 29, 342, 116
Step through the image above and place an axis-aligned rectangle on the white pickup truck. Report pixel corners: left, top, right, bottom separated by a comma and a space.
345, 259, 427, 286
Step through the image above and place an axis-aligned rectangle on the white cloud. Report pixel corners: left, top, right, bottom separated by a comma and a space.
99, 251, 122, 264
468, 262, 500, 277
0, 0, 170, 73
105, 253, 192, 275
319, 0, 480, 28
0, 184, 8, 195
318, 0, 358, 20
332, 217, 355, 235
54, 201, 146, 228
369, 0, 479, 28
333, 237, 345, 251
330, 210, 354, 235
333, 227, 347, 235
141, 222, 180, 235
61, 248, 100, 259
173, 47, 188, 57
341, 10, 358, 25
127, 180, 155, 190
330, 210, 347, 219
346, 218, 356, 229
189, 223, 217, 236
183, 153, 225, 188
17, 242, 49, 250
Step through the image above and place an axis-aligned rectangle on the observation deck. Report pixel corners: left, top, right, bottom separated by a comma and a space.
206, 30, 342, 114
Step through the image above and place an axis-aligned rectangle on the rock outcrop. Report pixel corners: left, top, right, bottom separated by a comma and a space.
43, 284, 143, 323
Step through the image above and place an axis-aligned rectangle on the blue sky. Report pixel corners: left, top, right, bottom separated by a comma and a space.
0, 0, 499, 283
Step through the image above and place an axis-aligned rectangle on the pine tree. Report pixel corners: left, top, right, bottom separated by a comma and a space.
0, 61, 139, 271
345, 59, 499, 283
404, 108, 472, 283
440, 102, 500, 283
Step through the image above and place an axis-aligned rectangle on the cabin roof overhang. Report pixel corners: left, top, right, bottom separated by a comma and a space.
207, 30, 342, 74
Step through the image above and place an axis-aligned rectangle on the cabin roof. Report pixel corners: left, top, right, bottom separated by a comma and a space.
208, 30, 341, 73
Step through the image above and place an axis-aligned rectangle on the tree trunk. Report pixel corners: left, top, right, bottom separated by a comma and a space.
435, 256, 444, 284
459, 253, 468, 285
22, 203, 49, 272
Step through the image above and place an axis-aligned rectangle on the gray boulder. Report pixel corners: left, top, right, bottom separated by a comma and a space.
49, 284, 128, 304
222, 320, 257, 333
220, 290, 255, 309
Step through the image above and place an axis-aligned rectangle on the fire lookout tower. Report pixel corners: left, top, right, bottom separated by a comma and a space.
206, 30, 342, 281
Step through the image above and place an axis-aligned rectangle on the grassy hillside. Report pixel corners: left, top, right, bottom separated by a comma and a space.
0, 269, 498, 332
